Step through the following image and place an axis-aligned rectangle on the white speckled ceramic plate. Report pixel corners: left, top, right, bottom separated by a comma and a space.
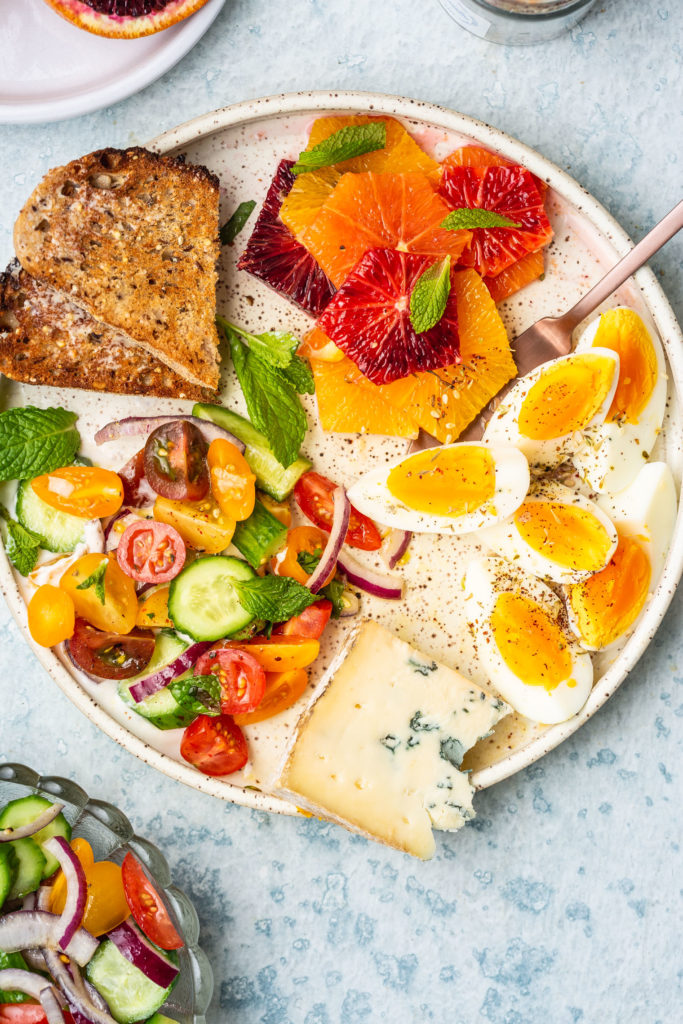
1, 92, 681, 822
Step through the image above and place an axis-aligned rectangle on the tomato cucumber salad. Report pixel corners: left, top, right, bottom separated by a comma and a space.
0, 794, 183, 1024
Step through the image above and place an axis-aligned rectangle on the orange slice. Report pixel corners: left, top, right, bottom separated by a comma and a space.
485, 249, 545, 303
299, 326, 345, 363
313, 357, 419, 438
442, 145, 513, 170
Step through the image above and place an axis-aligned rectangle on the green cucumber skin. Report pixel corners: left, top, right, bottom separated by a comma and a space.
86, 939, 175, 1024
6, 837, 45, 900
168, 555, 255, 642
15, 479, 86, 553
0, 795, 71, 879
232, 499, 288, 569
119, 673, 200, 731
0, 847, 18, 911
0, 950, 31, 1003
192, 403, 311, 501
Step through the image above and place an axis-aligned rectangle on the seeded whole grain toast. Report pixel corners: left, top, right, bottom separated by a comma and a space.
14, 147, 222, 391
0, 261, 210, 401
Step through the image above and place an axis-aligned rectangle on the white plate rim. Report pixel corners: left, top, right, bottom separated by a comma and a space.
0, 0, 226, 126
1, 89, 681, 817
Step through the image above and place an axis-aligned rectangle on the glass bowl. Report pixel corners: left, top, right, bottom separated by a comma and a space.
439, 0, 597, 45
0, 762, 214, 1024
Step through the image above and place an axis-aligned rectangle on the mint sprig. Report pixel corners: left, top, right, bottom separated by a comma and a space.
220, 200, 257, 246
233, 574, 319, 622
169, 675, 222, 717
441, 208, 521, 231
0, 503, 42, 577
76, 558, 108, 605
292, 122, 387, 175
409, 256, 452, 334
0, 407, 80, 482
219, 318, 299, 369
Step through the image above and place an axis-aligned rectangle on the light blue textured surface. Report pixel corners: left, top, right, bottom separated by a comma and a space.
0, 2, 681, 1021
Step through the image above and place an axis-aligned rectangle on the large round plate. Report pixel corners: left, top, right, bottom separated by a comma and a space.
1, 91, 681, 819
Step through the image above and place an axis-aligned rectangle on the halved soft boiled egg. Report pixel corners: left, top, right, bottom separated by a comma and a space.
484, 348, 620, 467
480, 480, 618, 584
347, 442, 530, 535
572, 307, 668, 493
464, 556, 593, 724
565, 462, 677, 650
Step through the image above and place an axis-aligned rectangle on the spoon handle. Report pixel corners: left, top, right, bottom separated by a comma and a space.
560, 198, 683, 331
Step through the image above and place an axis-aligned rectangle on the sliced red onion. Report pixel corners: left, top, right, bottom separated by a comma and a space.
43, 836, 87, 950
136, 580, 155, 597
40, 985, 66, 1024
0, 969, 64, 1022
103, 509, 140, 551
337, 551, 404, 601
0, 801, 64, 842
129, 639, 213, 703
95, 415, 244, 451
0, 910, 97, 966
381, 528, 412, 570
22, 893, 36, 911
307, 487, 350, 594
36, 884, 52, 912
43, 949, 116, 1024
107, 918, 179, 990
21, 946, 46, 971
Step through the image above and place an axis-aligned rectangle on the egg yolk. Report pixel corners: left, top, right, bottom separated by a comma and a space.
518, 353, 616, 440
490, 591, 573, 691
591, 308, 657, 424
513, 501, 613, 571
386, 445, 496, 517
567, 534, 651, 648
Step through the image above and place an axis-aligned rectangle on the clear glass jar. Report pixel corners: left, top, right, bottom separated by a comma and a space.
439, 0, 598, 45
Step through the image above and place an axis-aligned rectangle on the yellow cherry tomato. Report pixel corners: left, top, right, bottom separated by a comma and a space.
207, 439, 256, 522
60, 552, 137, 634
136, 585, 173, 629
50, 839, 129, 937
271, 525, 333, 586
225, 636, 320, 672
233, 668, 310, 726
259, 493, 292, 527
27, 585, 75, 647
32, 466, 124, 519
154, 495, 235, 554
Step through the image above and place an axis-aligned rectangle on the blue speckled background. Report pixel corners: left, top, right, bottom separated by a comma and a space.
1, 1, 681, 1021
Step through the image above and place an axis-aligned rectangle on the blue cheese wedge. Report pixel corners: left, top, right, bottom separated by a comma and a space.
275, 620, 509, 859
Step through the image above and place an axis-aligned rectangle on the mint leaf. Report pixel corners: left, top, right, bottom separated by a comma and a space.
0, 503, 41, 577
169, 674, 222, 717
0, 407, 80, 482
218, 317, 298, 369
297, 548, 322, 575
409, 256, 452, 334
76, 558, 107, 604
292, 122, 387, 175
233, 575, 319, 622
280, 354, 315, 395
441, 208, 521, 231
295, 548, 346, 618
220, 200, 257, 246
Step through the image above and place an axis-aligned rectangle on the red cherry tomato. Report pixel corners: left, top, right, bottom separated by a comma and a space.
121, 853, 183, 951
0, 1008, 73, 1023
196, 647, 266, 715
273, 599, 333, 639
180, 714, 248, 776
294, 472, 382, 550
117, 520, 186, 584
67, 618, 155, 680
144, 420, 209, 502
118, 449, 157, 508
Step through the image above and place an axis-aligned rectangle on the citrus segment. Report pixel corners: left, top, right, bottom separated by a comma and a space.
439, 164, 552, 279
44, 0, 210, 38
304, 172, 471, 287
280, 167, 342, 241
316, 248, 461, 385
237, 159, 335, 316
299, 326, 345, 362
485, 249, 545, 303
441, 145, 548, 194
312, 357, 419, 438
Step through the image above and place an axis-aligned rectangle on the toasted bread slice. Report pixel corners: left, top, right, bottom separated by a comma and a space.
0, 262, 211, 401
14, 147, 222, 390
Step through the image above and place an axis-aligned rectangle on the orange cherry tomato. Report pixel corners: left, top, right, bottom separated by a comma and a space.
233, 668, 310, 726
136, 585, 173, 629
154, 495, 235, 554
60, 552, 137, 635
225, 636, 320, 672
273, 599, 333, 639
121, 853, 183, 950
271, 525, 334, 586
207, 439, 256, 522
31, 466, 124, 519
258, 493, 292, 527
27, 585, 75, 647
49, 839, 129, 937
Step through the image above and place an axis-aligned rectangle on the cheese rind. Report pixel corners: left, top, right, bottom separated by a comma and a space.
275, 620, 509, 859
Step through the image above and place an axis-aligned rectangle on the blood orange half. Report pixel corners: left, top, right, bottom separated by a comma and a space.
43, 0, 209, 37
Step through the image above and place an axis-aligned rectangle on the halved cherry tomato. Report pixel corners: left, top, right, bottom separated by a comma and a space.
233, 668, 310, 726
60, 552, 138, 634
0, 1008, 70, 1023
27, 585, 75, 647
259, 493, 292, 527
119, 449, 157, 508
271, 525, 333, 586
121, 852, 183, 950
136, 585, 173, 629
50, 839, 129, 937
180, 714, 248, 777
31, 466, 123, 519
207, 439, 256, 522
224, 636, 320, 672
117, 520, 186, 584
144, 420, 209, 502
154, 495, 235, 554
294, 472, 382, 550
273, 599, 333, 639
196, 646, 266, 714
67, 618, 155, 679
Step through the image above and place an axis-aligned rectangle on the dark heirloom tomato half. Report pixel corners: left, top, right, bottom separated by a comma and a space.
117, 520, 186, 584
180, 714, 249, 777
144, 420, 209, 502
121, 853, 183, 951
294, 471, 382, 550
67, 618, 155, 680
118, 448, 157, 508
196, 646, 266, 715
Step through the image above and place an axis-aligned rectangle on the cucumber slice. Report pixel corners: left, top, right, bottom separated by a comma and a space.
0, 794, 72, 878
232, 499, 288, 569
86, 940, 176, 1024
168, 555, 255, 641
146, 1015, 179, 1024
118, 633, 194, 729
0, 950, 32, 1003
6, 838, 45, 899
193, 403, 311, 501
16, 479, 86, 553
0, 846, 18, 911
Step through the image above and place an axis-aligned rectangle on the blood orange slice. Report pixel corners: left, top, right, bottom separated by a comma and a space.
43, 0, 209, 37
442, 145, 548, 195
312, 357, 419, 438
316, 248, 460, 385
237, 160, 335, 317
484, 249, 545, 303
305, 172, 471, 287
439, 164, 552, 279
